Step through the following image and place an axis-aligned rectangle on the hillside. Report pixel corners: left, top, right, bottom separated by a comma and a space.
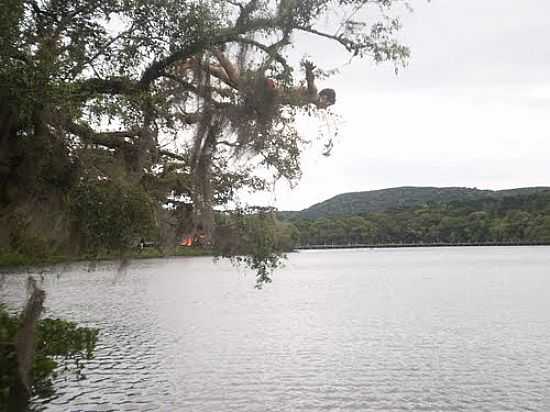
285, 186, 550, 220
289, 190, 550, 246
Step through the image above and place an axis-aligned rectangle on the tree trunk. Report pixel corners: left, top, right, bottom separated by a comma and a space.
9, 278, 46, 409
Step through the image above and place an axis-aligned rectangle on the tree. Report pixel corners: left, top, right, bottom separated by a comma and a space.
1, 4, 410, 399
1, 0, 409, 275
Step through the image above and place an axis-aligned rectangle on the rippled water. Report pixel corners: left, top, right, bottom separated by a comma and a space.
2, 247, 550, 411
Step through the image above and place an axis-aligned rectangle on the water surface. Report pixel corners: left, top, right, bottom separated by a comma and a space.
2, 247, 550, 411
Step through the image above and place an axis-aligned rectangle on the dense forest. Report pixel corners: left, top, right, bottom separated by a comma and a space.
284, 191, 550, 246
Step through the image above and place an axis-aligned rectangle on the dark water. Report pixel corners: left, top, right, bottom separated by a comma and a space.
1, 247, 550, 411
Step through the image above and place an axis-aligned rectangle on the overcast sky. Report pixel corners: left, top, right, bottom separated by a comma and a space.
244, 0, 550, 211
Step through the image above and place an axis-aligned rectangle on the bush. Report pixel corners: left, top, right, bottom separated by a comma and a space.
0, 305, 99, 410
71, 179, 158, 255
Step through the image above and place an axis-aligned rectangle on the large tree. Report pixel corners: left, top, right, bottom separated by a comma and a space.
0, 0, 409, 270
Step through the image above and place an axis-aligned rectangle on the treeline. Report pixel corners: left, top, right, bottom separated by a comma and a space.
284, 192, 550, 246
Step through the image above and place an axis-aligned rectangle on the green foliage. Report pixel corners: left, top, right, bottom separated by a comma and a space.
38, 318, 98, 360
0, 251, 30, 267
0, 305, 98, 409
71, 179, 157, 254
288, 186, 550, 220
289, 192, 550, 246
1, 0, 410, 277
213, 207, 296, 287
173, 247, 212, 257
6, 215, 55, 260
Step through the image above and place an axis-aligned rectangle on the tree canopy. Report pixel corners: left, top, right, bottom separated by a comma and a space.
0, 0, 409, 278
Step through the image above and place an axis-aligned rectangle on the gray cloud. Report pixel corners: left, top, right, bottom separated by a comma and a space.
244, 0, 550, 210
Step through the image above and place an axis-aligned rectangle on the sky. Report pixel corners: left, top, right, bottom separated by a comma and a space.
244, 0, 550, 211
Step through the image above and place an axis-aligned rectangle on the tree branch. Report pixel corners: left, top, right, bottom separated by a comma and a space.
75, 77, 138, 97
159, 150, 187, 162
234, 37, 289, 69
235, 0, 259, 28
139, 42, 222, 88
138, 17, 281, 88
174, 111, 201, 125
162, 73, 233, 105
295, 26, 357, 52
66, 121, 138, 149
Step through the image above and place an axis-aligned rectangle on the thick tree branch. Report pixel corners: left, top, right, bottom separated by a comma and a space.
234, 36, 289, 69
76, 77, 139, 97
139, 42, 225, 88
138, 17, 281, 88
66, 121, 137, 149
159, 150, 187, 162
162, 73, 234, 106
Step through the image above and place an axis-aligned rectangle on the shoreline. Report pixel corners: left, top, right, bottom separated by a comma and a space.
296, 241, 550, 250
0, 247, 212, 271
2, 242, 548, 270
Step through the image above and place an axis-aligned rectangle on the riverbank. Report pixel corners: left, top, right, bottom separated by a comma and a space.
0, 247, 212, 270
296, 241, 550, 250
4, 241, 548, 270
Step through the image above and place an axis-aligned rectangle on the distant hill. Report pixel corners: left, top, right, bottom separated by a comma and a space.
282, 186, 550, 220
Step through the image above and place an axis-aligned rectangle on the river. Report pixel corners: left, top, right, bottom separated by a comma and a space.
1, 246, 550, 411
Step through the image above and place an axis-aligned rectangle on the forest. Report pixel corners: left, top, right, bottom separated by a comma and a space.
285, 191, 550, 246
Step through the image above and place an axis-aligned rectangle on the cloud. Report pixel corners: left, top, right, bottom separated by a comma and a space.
245, 0, 550, 211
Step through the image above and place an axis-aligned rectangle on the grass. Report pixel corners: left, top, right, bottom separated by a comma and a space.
172, 247, 212, 257
0, 247, 213, 270
0, 251, 69, 268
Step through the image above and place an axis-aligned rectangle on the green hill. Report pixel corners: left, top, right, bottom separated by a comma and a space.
288, 186, 550, 219
287, 189, 550, 246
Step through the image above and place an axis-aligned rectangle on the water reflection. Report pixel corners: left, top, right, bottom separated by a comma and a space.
1, 247, 550, 411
